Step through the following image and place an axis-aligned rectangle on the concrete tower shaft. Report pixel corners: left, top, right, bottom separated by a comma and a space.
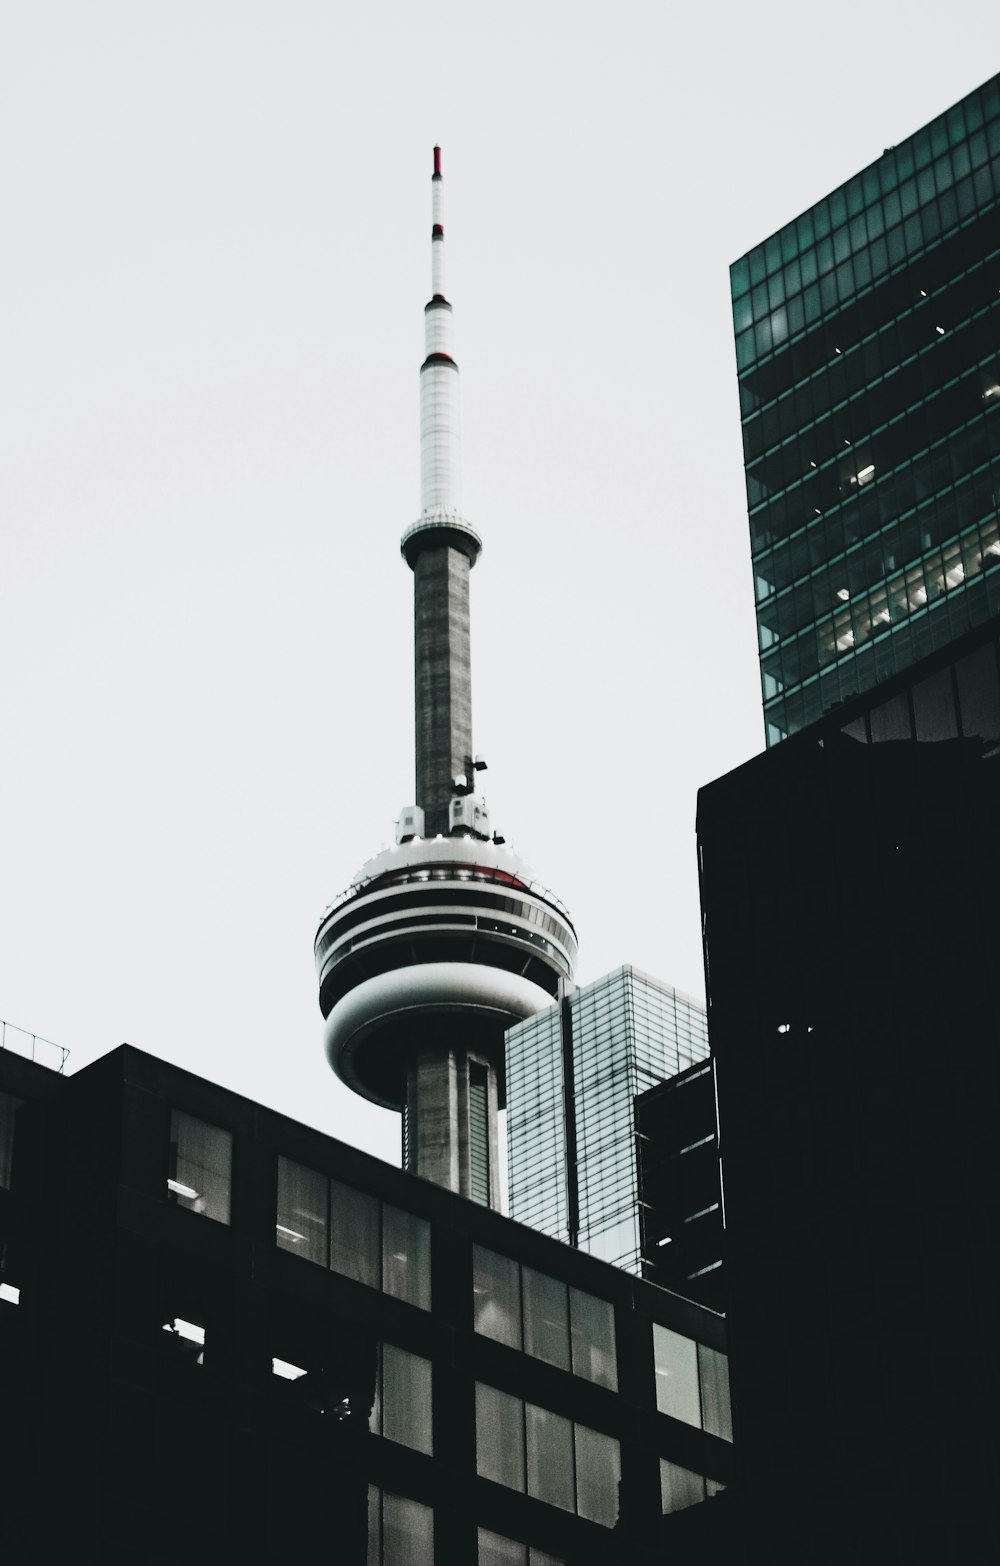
401, 146, 482, 836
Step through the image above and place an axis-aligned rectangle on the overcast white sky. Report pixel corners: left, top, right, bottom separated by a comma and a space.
2, 3, 997, 1164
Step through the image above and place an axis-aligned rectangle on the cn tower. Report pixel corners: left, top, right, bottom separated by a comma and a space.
315, 148, 576, 1207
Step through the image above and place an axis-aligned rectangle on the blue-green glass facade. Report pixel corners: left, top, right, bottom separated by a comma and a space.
733, 74, 1000, 745
506, 967, 708, 1274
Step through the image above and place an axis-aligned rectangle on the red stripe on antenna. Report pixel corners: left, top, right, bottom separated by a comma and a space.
433, 146, 441, 176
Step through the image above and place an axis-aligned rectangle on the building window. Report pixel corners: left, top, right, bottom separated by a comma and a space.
269, 1314, 377, 1423
276, 1156, 328, 1265
660, 1458, 707, 1514
161, 1314, 206, 1365
473, 1244, 521, 1348
573, 1422, 621, 1527
167, 1110, 231, 1223
653, 1323, 733, 1441
477, 1530, 566, 1565
697, 1342, 734, 1441
523, 1266, 569, 1371
473, 1245, 617, 1389
569, 1286, 617, 1391
330, 1178, 379, 1287
476, 1383, 525, 1491
369, 1487, 433, 1566
653, 1323, 700, 1425
382, 1203, 431, 1311
0, 1091, 23, 1189
476, 1383, 620, 1528
377, 1343, 433, 1454
525, 1402, 574, 1512
275, 1157, 432, 1310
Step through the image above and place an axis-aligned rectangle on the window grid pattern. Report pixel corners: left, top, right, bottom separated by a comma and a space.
729, 74, 1000, 743
505, 1005, 566, 1238
276, 1156, 431, 1311
508, 969, 708, 1273
475, 1382, 621, 1528
477, 1528, 565, 1566
473, 1243, 618, 1390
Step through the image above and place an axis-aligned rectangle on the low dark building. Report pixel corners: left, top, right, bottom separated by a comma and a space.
0, 1041, 732, 1564
696, 615, 1000, 1562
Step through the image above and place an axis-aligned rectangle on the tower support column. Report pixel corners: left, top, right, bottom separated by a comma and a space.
413, 542, 474, 836
404, 1044, 500, 1205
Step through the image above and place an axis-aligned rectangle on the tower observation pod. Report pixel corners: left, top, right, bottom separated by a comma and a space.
316, 149, 576, 1207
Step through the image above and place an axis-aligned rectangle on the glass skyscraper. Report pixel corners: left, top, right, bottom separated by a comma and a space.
733, 73, 1000, 745
506, 967, 709, 1274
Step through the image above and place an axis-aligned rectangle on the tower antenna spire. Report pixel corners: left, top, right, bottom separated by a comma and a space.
400, 144, 482, 834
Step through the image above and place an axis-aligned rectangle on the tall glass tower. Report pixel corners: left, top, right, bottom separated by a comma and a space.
315, 151, 576, 1208
506, 967, 708, 1273
733, 74, 1000, 745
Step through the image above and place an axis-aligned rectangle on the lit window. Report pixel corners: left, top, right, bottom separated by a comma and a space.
272, 1357, 307, 1381
0, 1282, 21, 1306
276, 1157, 328, 1265
167, 1110, 232, 1224
660, 1458, 706, 1513
162, 1315, 206, 1364
653, 1324, 700, 1426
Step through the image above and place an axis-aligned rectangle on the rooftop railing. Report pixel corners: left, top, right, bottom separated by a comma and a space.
0, 1018, 69, 1074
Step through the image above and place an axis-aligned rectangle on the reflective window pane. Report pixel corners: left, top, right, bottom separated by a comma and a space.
653, 1323, 700, 1426
478, 1528, 525, 1566
276, 1156, 328, 1265
381, 1344, 432, 1454
382, 1491, 433, 1565
383, 1204, 431, 1311
522, 1268, 569, 1371
167, 1110, 231, 1223
473, 1245, 521, 1349
526, 1402, 574, 1512
697, 1343, 733, 1442
367, 1484, 381, 1562
573, 1423, 620, 1527
476, 1383, 525, 1491
330, 1178, 379, 1286
660, 1458, 705, 1513
569, 1288, 617, 1390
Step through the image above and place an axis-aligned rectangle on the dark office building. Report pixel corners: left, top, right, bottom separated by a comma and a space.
695, 615, 1000, 1562
0, 1039, 733, 1564
732, 73, 1000, 745
634, 1064, 724, 1313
